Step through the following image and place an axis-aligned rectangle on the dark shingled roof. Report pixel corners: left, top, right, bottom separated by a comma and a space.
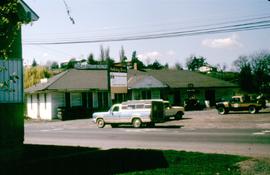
25, 69, 108, 93
128, 69, 238, 88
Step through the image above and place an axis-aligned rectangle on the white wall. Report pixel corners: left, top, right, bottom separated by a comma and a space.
26, 94, 38, 119
39, 93, 52, 120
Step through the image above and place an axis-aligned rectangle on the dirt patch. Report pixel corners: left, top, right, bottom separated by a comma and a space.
238, 158, 270, 175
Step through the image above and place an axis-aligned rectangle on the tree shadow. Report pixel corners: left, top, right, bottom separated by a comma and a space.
1, 144, 168, 175
114, 124, 183, 129
228, 110, 270, 115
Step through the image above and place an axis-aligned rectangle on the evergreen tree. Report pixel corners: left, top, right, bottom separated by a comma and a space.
131, 51, 145, 70
32, 59, 38, 67
87, 53, 97, 64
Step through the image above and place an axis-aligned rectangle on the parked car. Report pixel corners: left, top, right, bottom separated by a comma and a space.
92, 100, 165, 128
163, 101, 184, 120
216, 95, 265, 115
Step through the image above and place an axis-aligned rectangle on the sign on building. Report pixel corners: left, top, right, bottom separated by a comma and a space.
110, 66, 127, 99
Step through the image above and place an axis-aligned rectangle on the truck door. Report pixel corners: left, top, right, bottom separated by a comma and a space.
110, 105, 120, 123
230, 97, 241, 109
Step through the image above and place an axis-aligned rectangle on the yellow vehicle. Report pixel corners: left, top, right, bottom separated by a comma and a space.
163, 101, 185, 120
216, 95, 264, 115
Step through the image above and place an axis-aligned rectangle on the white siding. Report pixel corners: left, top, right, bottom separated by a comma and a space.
51, 92, 65, 119
39, 93, 52, 120
0, 59, 23, 103
71, 92, 82, 107
27, 94, 38, 119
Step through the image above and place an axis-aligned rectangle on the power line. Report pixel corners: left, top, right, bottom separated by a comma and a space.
23, 17, 270, 45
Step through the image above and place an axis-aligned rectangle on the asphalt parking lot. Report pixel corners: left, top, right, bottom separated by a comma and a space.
24, 108, 270, 157
25, 108, 270, 130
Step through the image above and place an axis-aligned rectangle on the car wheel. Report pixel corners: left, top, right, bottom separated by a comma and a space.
96, 118, 105, 128
132, 118, 142, 128
249, 106, 257, 114
218, 107, 226, 115
175, 112, 183, 120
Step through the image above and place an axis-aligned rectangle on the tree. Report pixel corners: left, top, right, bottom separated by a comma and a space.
250, 51, 270, 92
32, 59, 38, 67
50, 61, 59, 69
24, 66, 52, 88
233, 55, 249, 72
233, 51, 270, 93
99, 45, 105, 62
66, 58, 77, 69
175, 62, 183, 70
147, 60, 164, 70
239, 63, 254, 92
119, 46, 127, 64
87, 53, 97, 64
186, 55, 207, 71
131, 51, 145, 70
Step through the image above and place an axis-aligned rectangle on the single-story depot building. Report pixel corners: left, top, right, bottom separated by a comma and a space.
25, 66, 239, 120
128, 69, 239, 107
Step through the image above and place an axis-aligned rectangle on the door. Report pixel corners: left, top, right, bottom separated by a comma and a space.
205, 89, 215, 106
107, 105, 121, 123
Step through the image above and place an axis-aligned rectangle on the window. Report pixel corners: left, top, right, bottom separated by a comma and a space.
142, 90, 151, 99
30, 95, 33, 109
136, 104, 144, 109
44, 93, 47, 109
145, 104, 151, 109
113, 106, 119, 112
127, 104, 135, 109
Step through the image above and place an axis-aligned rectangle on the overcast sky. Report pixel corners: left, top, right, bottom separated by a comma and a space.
22, 0, 270, 69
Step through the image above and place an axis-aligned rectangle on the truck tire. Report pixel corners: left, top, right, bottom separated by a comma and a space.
175, 112, 183, 120
132, 118, 142, 128
217, 106, 227, 115
248, 106, 257, 114
96, 118, 105, 128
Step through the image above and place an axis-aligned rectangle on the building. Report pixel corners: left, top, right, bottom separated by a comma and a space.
25, 68, 110, 120
0, 0, 38, 152
128, 69, 239, 107
25, 66, 239, 120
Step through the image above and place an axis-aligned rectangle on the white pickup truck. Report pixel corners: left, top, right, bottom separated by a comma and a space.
92, 100, 165, 128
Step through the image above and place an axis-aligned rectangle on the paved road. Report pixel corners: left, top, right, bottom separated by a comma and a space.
24, 109, 270, 157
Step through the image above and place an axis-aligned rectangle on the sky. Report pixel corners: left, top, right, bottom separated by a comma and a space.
22, 0, 270, 69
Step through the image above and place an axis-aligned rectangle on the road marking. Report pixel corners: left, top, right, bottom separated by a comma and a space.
252, 130, 270, 135
40, 128, 64, 132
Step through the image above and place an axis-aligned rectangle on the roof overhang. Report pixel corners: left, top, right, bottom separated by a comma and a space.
20, 0, 39, 22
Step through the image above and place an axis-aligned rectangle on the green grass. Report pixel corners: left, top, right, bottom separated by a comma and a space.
122, 150, 247, 175
1, 144, 263, 175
